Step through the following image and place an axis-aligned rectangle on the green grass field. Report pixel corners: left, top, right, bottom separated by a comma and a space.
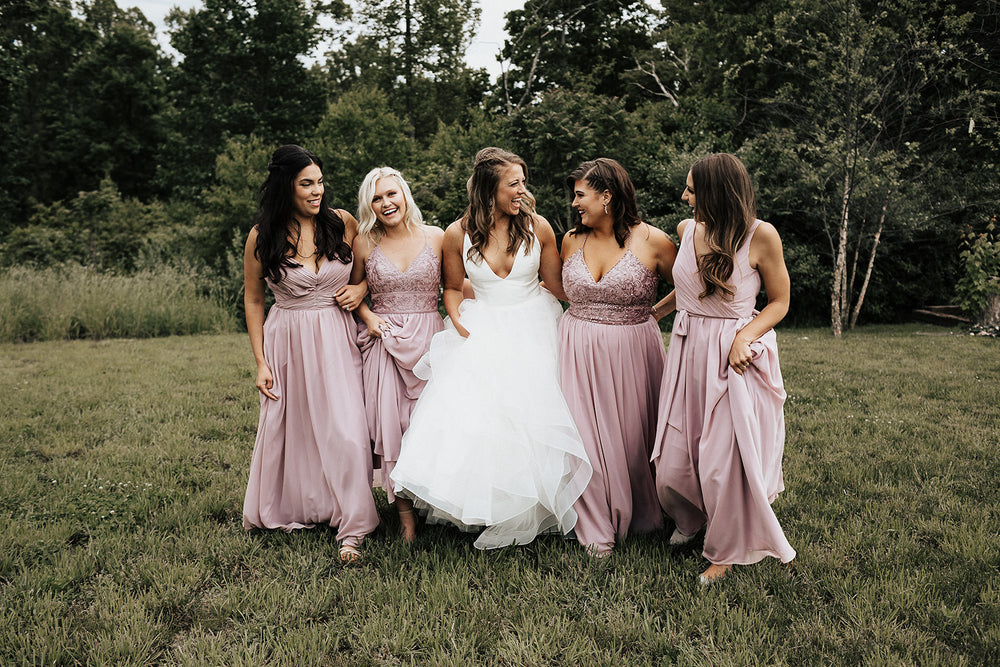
1, 326, 998, 665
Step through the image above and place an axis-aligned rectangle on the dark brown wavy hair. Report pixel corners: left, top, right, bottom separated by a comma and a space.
462, 147, 537, 263
566, 158, 641, 247
254, 145, 351, 284
690, 153, 757, 299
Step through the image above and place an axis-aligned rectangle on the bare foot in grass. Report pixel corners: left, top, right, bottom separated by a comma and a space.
398, 499, 416, 544
699, 563, 732, 585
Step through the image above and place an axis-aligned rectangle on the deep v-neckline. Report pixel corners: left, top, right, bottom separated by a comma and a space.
580, 246, 629, 284
579, 231, 631, 283
481, 240, 522, 280
375, 241, 427, 276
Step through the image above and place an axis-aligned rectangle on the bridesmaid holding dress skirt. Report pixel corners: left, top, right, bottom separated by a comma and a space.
651, 153, 795, 584
349, 166, 444, 543
558, 158, 677, 557
242, 145, 378, 564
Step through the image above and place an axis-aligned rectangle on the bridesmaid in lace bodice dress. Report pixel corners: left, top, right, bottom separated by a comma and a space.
559, 158, 678, 557
349, 167, 444, 542
242, 145, 378, 565
651, 153, 794, 585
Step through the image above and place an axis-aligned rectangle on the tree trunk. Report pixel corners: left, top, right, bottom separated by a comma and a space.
849, 187, 890, 330
831, 170, 852, 338
404, 0, 414, 138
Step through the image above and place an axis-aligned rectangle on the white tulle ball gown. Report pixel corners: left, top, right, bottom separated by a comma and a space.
390, 230, 592, 549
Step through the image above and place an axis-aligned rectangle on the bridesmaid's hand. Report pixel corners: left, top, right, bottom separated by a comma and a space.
454, 320, 471, 338
363, 313, 390, 339
336, 282, 366, 311
256, 364, 279, 400
728, 334, 753, 376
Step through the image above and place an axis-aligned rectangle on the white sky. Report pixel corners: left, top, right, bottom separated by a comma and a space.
128, 0, 527, 80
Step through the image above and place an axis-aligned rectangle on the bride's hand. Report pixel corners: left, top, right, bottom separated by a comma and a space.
454, 321, 471, 338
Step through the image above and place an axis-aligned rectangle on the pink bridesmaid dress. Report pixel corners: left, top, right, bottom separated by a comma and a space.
559, 233, 666, 555
356, 238, 444, 502
651, 219, 795, 565
242, 258, 379, 549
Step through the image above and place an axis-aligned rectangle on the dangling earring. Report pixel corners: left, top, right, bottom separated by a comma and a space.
489, 198, 495, 209
603, 202, 609, 214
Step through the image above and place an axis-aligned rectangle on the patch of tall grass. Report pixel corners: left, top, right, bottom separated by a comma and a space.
0, 263, 238, 342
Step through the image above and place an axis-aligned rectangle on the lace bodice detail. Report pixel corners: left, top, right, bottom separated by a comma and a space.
673, 219, 763, 318
563, 235, 658, 325
462, 232, 542, 306
366, 242, 441, 314
266, 259, 351, 311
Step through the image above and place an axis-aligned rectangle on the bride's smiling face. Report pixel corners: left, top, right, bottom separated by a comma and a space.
493, 163, 527, 219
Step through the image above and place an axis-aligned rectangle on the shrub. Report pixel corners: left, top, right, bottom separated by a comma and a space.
955, 218, 1000, 327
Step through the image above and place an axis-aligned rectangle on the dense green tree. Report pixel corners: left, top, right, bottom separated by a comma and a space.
71, 0, 167, 200
499, 0, 655, 112
310, 85, 417, 207
0, 0, 96, 227
324, 0, 487, 139
159, 0, 348, 197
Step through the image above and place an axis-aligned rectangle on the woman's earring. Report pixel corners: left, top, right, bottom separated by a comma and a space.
603, 202, 608, 214
489, 198, 495, 209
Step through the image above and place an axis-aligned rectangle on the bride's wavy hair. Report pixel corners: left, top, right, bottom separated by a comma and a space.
690, 153, 756, 300
463, 147, 537, 263
255, 145, 351, 284
356, 167, 423, 244
566, 158, 641, 248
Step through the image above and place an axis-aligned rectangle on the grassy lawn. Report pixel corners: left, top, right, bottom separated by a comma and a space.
1, 325, 998, 665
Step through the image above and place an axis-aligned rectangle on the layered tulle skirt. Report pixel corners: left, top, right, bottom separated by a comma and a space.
390, 291, 592, 549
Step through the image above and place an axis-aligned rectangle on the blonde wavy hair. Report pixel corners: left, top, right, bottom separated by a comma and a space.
356, 167, 423, 243
690, 153, 757, 299
462, 147, 537, 263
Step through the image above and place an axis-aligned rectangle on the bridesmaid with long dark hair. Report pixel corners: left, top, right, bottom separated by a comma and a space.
652, 153, 795, 584
242, 144, 378, 564
559, 158, 677, 556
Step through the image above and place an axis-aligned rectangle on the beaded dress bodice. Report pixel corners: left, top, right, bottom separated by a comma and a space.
563, 234, 658, 325
366, 242, 440, 314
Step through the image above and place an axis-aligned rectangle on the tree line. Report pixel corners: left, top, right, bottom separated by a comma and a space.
2, 0, 997, 333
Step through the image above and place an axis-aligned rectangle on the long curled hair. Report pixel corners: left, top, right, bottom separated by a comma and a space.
254, 145, 351, 284
462, 147, 537, 263
566, 158, 641, 247
690, 153, 757, 299
356, 167, 423, 244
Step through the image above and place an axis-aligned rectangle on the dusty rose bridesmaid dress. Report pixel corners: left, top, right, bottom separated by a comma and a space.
356, 239, 443, 502
242, 258, 379, 549
559, 233, 666, 555
651, 219, 795, 565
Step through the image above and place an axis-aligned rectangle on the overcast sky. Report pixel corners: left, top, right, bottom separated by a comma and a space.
128, 0, 527, 80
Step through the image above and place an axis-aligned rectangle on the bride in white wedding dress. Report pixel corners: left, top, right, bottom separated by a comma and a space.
390, 147, 592, 549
